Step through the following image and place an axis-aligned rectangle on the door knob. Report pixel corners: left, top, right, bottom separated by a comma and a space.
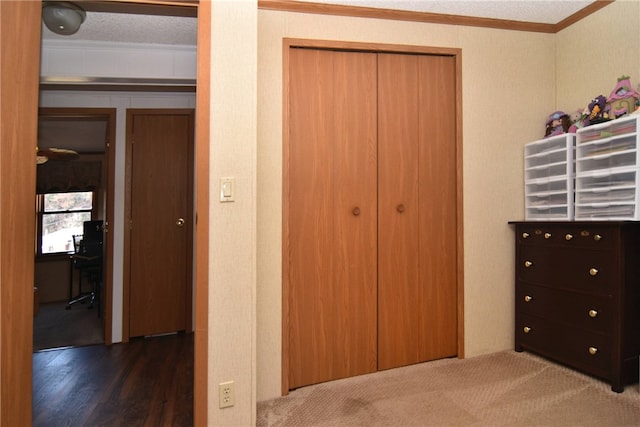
396, 204, 405, 213
176, 218, 185, 227
352, 207, 361, 216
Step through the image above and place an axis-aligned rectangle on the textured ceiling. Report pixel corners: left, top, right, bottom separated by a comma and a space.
296, 0, 596, 25
40, 0, 598, 45
42, 12, 197, 45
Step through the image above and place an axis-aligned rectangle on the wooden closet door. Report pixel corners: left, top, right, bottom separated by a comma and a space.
288, 48, 378, 389
377, 53, 421, 370
377, 53, 457, 370
417, 55, 458, 362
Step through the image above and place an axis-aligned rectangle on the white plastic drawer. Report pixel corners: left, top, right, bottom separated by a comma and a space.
577, 115, 639, 143
526, 205, 572, 221
574, 203, 637, 220
524, 134, 574, 157
526, 192, 570, 207
609, 116, 639, 136
575, 186, 638, 204
526, 149, 570, 168
525, 162, 571, 181
575, 167, 639, 190
576, 134, 636, 159
525, 178, 569, 195
576, 148, 638, 173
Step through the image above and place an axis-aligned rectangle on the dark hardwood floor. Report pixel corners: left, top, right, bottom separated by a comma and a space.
33, 332, 193, 426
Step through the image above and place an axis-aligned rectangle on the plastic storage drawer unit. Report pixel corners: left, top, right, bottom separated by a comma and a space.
524, 134, 575, 221
575, 115, 640, 220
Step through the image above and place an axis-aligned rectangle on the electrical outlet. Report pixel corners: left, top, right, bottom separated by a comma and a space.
219, 381, 235, 408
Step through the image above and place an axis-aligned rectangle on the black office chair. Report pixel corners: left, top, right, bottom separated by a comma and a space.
66, 221, 103, 313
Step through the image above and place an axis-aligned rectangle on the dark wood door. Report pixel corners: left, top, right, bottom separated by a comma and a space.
126, 109, 194, 338
378, 53, 458, 369
287, 48, 378, 389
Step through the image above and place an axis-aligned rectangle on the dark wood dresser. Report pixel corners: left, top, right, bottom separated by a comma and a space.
510, 221, 640, 392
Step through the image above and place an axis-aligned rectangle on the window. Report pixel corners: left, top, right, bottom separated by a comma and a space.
37, 191, 94, 255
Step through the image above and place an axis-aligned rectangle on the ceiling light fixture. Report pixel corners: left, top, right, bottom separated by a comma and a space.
42, 1, 86, 36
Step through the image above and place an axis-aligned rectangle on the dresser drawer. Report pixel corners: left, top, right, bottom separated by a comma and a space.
517, 224, 617, 249
517, 246, 615, 295
516, 314, 610, 379
511, 221, 640, 392
516, 283, 612, 334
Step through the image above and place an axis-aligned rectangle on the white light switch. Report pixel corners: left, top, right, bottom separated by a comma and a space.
220, 177, 234, 202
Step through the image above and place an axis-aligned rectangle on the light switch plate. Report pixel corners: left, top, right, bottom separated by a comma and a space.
220, 177, 234, 202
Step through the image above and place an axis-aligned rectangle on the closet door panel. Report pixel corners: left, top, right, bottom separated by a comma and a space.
288, 48, 378, 389
289, 48, 335, 389
377, 53, 421, 370
332, 51, 379, 380
417, 55, 458, 360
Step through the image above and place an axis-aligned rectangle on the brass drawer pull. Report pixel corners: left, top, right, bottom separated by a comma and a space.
588, 347, 598, 355
565, 233, 573, 241
589, 268, 599, 276
588, 309, 598, 318
524, 260, 533, 268
522, 232, 529, 239
523, 326, 531, 333
594, 234, 602, 241
544, 232, 552, 239
524, 295, 533, 302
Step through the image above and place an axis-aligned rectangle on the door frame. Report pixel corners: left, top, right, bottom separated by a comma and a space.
282, 38, 464, 395
123, 108, 195, 341
38, 107, 117, 345
0, 1, 210, 425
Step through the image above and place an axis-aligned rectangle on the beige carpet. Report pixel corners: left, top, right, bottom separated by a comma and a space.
257, 351, 640, 426
33, 301, 103, 351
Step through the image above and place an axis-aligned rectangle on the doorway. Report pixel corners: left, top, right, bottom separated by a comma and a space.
34, 108, 116, 350
0, 1, 210, 424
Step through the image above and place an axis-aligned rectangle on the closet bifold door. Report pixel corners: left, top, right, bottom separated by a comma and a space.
377, 53, 458, 370
287, 48, 378, 389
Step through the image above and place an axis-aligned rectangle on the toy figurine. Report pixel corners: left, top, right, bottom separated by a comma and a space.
544, 111, 571, 137
584, 95, 610, 126
607, 76, 640, 119
568, 109, 586, 133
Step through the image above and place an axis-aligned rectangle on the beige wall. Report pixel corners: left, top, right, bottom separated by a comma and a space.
208, 1, 257, 425
256, 10, 556, 401
556, 0, 640, 112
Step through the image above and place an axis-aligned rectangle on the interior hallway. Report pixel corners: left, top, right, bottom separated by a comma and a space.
32, 333, 193, 426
